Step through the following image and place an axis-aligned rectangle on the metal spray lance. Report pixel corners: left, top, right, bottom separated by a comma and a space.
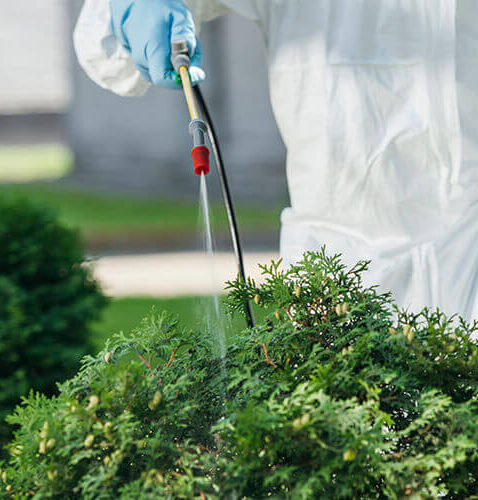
170, 40, 255, 328
171, 40, 210, 176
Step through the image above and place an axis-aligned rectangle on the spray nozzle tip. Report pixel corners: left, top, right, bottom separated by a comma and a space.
192, 146, 210, 176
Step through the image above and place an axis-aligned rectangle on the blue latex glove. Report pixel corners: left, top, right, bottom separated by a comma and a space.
110, 0, 205, 89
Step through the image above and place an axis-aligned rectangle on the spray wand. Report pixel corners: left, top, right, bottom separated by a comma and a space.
171, 41, 210, 176
171, 41, 255, 328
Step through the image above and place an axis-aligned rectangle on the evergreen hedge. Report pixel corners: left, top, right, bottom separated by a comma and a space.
2, 250, 478, 498
0, 198, 106, 443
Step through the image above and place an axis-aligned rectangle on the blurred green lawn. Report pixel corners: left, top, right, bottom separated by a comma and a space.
91, 297, 264, 352
0, 145, 72, 182
0, 145, 281, 244
0, 183, 280, 242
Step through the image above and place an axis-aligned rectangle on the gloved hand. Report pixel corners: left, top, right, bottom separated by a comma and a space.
110, 0, 205, 89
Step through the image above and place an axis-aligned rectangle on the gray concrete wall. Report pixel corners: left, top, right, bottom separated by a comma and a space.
0, 0, 70, 113
67, 2, 287, 203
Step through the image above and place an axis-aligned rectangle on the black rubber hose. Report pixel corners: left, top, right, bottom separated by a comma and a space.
193, 86, 255, 329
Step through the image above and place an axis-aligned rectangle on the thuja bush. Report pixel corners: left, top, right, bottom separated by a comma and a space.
0, 198, 106, 443
2, 249, 478, 498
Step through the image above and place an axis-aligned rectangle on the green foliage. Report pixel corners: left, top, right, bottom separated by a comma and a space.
2, 249, 478, 498
0, 199, 106, 443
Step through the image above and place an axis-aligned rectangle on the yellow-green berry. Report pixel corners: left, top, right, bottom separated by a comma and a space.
148, 391, 162, 411
137, 439, 146, 449
40, 421, 49, 439
47, 470, 58, 481
87, 395, 100, 410
402, 324, 412, 336
39, 440, 47, 455
84, 434, 95, 448
104, 421, 113, 440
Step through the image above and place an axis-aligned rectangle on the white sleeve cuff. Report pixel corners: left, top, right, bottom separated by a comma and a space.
73, 0, 150, 97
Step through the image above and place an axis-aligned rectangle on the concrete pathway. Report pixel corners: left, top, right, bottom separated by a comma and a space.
91, 252, 280, 298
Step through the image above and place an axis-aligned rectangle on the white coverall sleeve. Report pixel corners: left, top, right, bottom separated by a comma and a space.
73, 0, 230, 97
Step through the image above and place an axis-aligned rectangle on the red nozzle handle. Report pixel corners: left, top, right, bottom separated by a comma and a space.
191, 146, 210, 176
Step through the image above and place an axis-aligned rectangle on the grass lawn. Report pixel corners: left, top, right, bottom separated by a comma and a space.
0, 145, 72, 182
0, 183, 281, 243
91, 297, 263, 352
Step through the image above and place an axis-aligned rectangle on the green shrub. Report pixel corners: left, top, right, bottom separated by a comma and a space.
2, 250, 478, 498
0, 199, 106, 443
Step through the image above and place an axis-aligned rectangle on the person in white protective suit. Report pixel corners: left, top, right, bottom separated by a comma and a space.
74, 0, 478, 321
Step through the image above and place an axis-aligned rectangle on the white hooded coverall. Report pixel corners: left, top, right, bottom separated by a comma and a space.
75, 0, 478, 321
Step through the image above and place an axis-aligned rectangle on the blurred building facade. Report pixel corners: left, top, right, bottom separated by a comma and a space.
0, 1, 70, 146
0, 1, 70, 113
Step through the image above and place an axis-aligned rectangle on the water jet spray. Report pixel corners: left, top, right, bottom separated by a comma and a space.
171, 41, 254, 328
171, 41, 210, 176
